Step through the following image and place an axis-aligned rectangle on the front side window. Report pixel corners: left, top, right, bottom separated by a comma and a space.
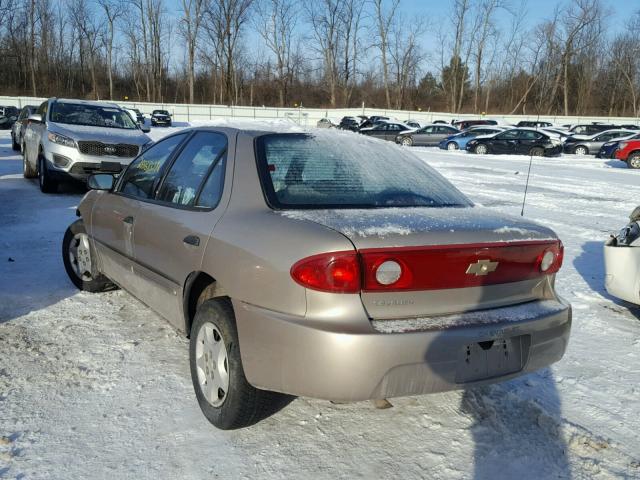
50, 102, 137, 129
118, 133, 188, 199
496, 130, 519, 140
256, 133, 472, 209
157, 132, 227, 207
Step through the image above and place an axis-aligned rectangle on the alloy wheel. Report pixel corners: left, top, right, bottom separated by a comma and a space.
68, 232, 93, 281
447, 142, 458, 151
195, 322, 230, 407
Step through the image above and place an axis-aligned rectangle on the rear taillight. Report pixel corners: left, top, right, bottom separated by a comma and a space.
537, 241, 564, 274
290, 251, 360, 293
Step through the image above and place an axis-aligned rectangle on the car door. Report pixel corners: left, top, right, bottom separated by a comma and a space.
384, 124, 403, 141
514, 130, 542, 154
433, 126, 458, 144
24, 102, 47, 164
129, 131, 232, 328
413, 126, 434, 146
491, 130, 519, 154
90, 132, 189, 292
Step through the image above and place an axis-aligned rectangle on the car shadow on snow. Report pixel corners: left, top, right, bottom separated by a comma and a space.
0, 142, 86, 324
603, 160, 628, 169
573, 241, 640, 320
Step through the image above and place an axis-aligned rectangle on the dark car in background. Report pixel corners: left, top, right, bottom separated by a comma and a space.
563, 129, 635, 155
359, 121, 412, 141
151, 109, 172, 127
438, 126, 505, 151
338, 116, 360, 131
516, 121, 553, 128
395, 124, 459, 146
568, 123, 619, 135
0, 106, 19, 130
466, 128, 563, 156
597, 133, 640, 159
452, 119, 498, 130
10, 105, 37, 151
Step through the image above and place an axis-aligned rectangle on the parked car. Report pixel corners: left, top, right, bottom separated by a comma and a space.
0, 106, 19, 130
395, 124, 459, 146
360, 121, 412, 141
541, 127, 571, 142
466, 128, 563, 156
452, 119, 498, 130
62, 126, 570, 430
604, 206, 640, 305
433, 120, 449, 124
10, 105, 37, 151
359, 116, 392, 129
563, 129, 636, 155
568, 123, 619, 135
132, 108, 145, 124
316, 118, 337, 129
516, 121, 553, 128
404, 119, 422, 129
438, 126, 506, 151
338, 116, 360, 131
22, 98, 152, 193
597, 133, 640, 159
151, 109, 172, 126
614, 139, 640, 169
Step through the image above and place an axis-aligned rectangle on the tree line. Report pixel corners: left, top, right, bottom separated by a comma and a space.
0, 0, 639, 116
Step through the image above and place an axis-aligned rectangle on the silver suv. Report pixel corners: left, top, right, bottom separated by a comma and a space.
22, 98, 152, 193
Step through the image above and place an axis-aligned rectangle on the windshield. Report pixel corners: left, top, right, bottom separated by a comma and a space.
256, 132, 472, 209
50, 102, 137, 129
154, 110, 169, 115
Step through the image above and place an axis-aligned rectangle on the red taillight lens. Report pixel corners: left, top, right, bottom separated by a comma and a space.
291, 251, 360, 293
537, 241, 564, 274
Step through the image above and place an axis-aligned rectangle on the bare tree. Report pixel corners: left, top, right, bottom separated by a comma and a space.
180, 0, 205, 104
373, 0, 399, 109
98, 0, 124, 100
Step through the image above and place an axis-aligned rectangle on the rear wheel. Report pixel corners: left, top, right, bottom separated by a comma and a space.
628, 153, 640, 169
447, 142, 459, 151
529, 147, 545, 157
401, 136, 413, 146
11, 133, 19, 151
38, 154, 58, 193
23, 146, 36, 178
62, 220, 116, 292
189, 299, 292, 430
474, 144, 488, 155
574, 145, 588, 155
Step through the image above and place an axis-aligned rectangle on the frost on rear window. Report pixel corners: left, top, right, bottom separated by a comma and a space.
256, 132, 472, 209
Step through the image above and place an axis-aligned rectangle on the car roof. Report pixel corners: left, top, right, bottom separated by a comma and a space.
53, 98, 121, 109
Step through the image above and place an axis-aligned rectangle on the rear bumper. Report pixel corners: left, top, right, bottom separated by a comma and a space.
234, 298, 572, 401
604, 241, 640, 305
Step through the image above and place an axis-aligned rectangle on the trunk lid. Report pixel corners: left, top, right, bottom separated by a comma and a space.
282, 207, 560, 319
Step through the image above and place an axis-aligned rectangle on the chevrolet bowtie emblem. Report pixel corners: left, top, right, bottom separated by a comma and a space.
466, 259, 499, 276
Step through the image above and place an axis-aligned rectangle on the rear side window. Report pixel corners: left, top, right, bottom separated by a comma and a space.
255, 132, 472, 209
119, 133, 187, 199
157, 131, 227, 207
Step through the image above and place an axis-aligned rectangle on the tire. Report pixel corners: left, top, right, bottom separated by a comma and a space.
62, 219, 116, 292
628, 153, 640, 169
447, 142, 459, 151
38, 154, 58, 193
11, 133, 19, 151
529, 147, 545, 157
189, 299, 293, 430
22, 146, 37, 178
401, 136, 413, 146
474, 144, 488, 155
574, 145, 588, 155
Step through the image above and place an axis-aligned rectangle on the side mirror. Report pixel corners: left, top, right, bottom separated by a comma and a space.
140, 124, 150, 133
87, 173, 115, 191
27, 113, 43, 123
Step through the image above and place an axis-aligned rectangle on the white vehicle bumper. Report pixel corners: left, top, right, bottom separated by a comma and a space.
604, 239, 640, 305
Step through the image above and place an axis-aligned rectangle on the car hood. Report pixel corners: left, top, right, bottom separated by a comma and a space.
49, 122, 151, 145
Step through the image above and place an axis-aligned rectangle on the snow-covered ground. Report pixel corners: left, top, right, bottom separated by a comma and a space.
1, 126, 639, 479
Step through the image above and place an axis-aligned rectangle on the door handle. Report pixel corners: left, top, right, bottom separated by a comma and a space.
123, 216, 134, 224
183, 235, 200, 247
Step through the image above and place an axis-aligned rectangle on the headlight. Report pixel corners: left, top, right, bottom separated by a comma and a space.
47, 132, 77, 149
619, 141, 629, 150
141, 141, 153, 152
550, 139, 562, 146
603, 142, 614, 147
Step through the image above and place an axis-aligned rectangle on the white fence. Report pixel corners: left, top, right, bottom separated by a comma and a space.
2, 95, 639, 127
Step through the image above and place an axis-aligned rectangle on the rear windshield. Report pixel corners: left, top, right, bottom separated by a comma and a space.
255, 132, 472, 209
